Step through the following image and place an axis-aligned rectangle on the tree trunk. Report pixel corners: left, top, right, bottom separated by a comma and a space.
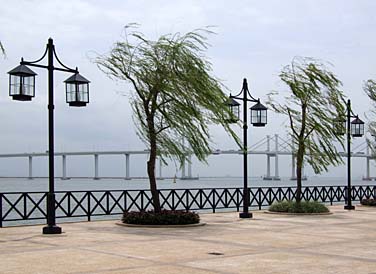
295, 103, 307, 204
296, 162, 302, 203
147, 136, 161, 213
296, 141, 304, 204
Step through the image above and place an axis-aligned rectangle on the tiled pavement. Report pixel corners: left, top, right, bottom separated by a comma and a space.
1, 205, 376, 274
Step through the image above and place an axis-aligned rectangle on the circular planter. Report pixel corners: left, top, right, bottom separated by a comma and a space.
116, 222, 206, 228
264, 210, 332, 216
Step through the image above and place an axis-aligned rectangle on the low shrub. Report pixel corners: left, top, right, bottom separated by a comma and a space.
269, 200, 329, 214
360, 198, 376, 206
122, 209, 200, 225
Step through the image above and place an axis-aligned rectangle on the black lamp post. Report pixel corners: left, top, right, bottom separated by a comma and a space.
335, 99, 364, 210
8, 38, 90, 234
227, 78, 267, 218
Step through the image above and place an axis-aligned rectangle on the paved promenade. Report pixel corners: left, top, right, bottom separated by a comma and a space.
1, 205, 376, 274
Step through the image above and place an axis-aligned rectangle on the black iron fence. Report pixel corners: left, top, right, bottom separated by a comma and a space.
1, 185, 375, 227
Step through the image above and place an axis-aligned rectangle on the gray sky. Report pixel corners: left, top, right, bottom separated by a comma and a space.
0, 0, 375, 178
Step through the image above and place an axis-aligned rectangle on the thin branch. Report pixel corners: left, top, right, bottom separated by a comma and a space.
124, 73, 146, 102
304, 127, 315, 141
156, 125, 170, 135
287, 108, 299, 137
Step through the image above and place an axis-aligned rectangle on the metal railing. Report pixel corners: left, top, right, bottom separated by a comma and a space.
1, 185, 375, 227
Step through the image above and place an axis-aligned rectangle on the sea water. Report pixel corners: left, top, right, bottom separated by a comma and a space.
0, 176, 374, 193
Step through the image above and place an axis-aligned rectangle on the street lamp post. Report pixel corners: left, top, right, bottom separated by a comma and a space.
227, 78, 267, 218
336, 99, 364, 210
8, 38, 90, 234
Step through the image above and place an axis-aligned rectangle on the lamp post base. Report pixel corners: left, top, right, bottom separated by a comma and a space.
43, 225, 62, 234
344, 205, 355, 210
239, 212, 253, 218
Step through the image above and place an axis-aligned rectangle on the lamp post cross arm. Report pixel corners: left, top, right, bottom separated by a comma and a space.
19, 39, 78, 74
230, 79, 259, 103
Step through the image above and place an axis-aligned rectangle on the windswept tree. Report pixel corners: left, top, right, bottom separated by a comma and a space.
268, 57, 345, 203
364, 79, 376, 152
96, 26, 238, 212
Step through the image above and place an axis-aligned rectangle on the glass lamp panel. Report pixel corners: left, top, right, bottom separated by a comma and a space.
77, 83, 89, 102
231, 105, 239, 120
251, 108, 267, 126
66, 83, 77, 103
351, 122, 364, 137
9, 75, 21, 96
23, 76, 34, 96
9, 75, 35, 99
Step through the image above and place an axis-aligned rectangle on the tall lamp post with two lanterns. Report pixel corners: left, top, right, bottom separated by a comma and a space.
8, 38, 90, 234
227, 78, 267, 218
335, 99, 364, 210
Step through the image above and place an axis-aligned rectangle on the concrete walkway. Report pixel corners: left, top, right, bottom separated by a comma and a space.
1, 205, 376, 274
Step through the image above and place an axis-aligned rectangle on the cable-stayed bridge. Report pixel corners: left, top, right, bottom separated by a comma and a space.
0, 134, 374, 180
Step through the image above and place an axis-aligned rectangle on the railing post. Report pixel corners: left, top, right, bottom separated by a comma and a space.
172, 190, 175, 210
212, 190, 216, 213
67, 192, 71, 216
236, 188, 240, 211
87, 192, 91, 222
329, 187, 334, 205
258, 188, 262, 210
0, 193, 3, 227
123, 190, 127, 212
23, 193, 27, 220
141, 190, 144, 211
200, 190, 203, 209
106, 191, 110, 214
185, 190, 189, 211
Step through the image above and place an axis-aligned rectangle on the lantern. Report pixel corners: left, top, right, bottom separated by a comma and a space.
64, 73, 90, 107
250, 101, 267, 127
8, 64, 37, 101
227, 97, 240, 123
351, 117, 364, 137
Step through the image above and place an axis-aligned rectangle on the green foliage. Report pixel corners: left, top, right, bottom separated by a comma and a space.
122, 210, 200, 225
269, 200, 329, 213
268, 57, 345, 204
268, 57, 345, 174
360, 198, 376, 206
268, 200, 292, 212
95, 26, 239, 165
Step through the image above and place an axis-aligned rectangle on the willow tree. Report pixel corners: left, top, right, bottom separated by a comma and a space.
364, 79, 376, 152
96, 27, 238, 212
268, 58, 345, 203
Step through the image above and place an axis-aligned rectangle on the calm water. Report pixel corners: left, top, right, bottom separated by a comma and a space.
0, 176, 374, 193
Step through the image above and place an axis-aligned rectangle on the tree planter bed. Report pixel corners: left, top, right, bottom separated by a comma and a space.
116, 222, 206, 228
264, 211, 332, 216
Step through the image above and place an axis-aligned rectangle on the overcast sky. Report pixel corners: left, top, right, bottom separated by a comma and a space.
0, 0, 375, 178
